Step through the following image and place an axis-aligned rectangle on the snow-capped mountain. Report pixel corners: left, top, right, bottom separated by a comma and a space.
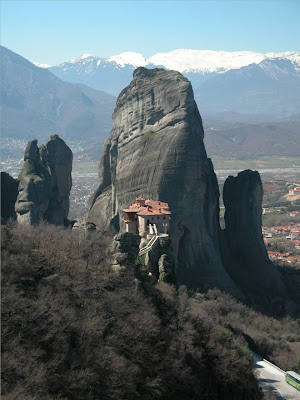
48, 48, 300, 74
45, 49, 300, 115
68, 53, 97, 63
147, 49, 300, 73
32, 61, 52, 68
194, 58, 300, 115
49, 54, 138, 96
106, 52, 147, 67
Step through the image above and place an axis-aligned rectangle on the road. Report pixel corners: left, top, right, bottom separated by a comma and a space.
253, 353, 300, 399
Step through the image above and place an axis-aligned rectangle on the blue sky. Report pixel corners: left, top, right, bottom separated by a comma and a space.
1, 1, 299, 65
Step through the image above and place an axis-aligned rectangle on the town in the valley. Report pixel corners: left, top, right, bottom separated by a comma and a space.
261, 184, 300, 266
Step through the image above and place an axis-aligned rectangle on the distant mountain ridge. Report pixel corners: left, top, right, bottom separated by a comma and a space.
47, 49, 300, 116
1, 46, 300, 161
1, 46, 116, 146
195, 58, 300, 115
42, 49, 300, 73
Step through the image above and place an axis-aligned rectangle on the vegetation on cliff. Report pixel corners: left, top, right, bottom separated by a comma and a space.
2, 223, 257, 400
2, 224, 300, 399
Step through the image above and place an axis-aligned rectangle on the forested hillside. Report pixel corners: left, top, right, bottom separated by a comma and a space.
2, 224, 300, 399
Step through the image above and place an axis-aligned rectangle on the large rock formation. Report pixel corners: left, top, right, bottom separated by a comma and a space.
15, 135, 72, 225
220, 170, 286, 297
1, 172, 18, 223
86, 67, 241, 294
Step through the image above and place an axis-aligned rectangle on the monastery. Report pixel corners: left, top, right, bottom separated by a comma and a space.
123, 197, 171, 237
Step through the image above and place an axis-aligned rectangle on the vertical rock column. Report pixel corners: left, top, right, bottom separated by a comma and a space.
86, 67, 240, 294
221, 170, 286, 297
15, 135, 73, 226
1, 172, 18, 223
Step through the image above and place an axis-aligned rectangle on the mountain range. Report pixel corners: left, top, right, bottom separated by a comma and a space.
46, 49, 300, 76
1, 46, 116, 147
47, 49, 300, 116
1, 46, 300, 161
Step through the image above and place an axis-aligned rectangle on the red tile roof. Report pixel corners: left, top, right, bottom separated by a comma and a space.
285, 257, 299, 263
123, 198, 171, 216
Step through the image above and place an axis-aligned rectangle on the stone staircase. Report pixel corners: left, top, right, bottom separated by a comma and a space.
139, 235, 159, 257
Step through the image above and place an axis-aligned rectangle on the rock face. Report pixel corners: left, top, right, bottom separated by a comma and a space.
158, 254, 176, 284
1, 172, 18, 223
221, 170, 286, 297
15, 135, 72, 225
86, 67, 240, 294
111, 233, 141, 269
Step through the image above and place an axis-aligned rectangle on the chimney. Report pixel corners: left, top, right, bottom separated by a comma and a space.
137, 197, 145, 207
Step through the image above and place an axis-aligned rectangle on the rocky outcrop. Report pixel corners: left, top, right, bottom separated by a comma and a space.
111, 233, 141, 269
221, 170, 286, 297
86, 67, 241, 294
15, 135, 72, 225
141, 237, 176, 283
158, 254, 176, 283
1, 172, 18, 223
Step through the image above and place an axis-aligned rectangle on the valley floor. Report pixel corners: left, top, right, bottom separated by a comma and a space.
2, 156, 300, 220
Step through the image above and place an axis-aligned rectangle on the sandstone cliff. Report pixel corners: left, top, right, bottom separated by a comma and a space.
1, 172, 18, 223
15, 135, 72, 225
86, 67, 240, 294
220, 170, 286, 297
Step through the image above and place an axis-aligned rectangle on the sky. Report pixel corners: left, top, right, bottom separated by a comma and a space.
1, 0, 300, 66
